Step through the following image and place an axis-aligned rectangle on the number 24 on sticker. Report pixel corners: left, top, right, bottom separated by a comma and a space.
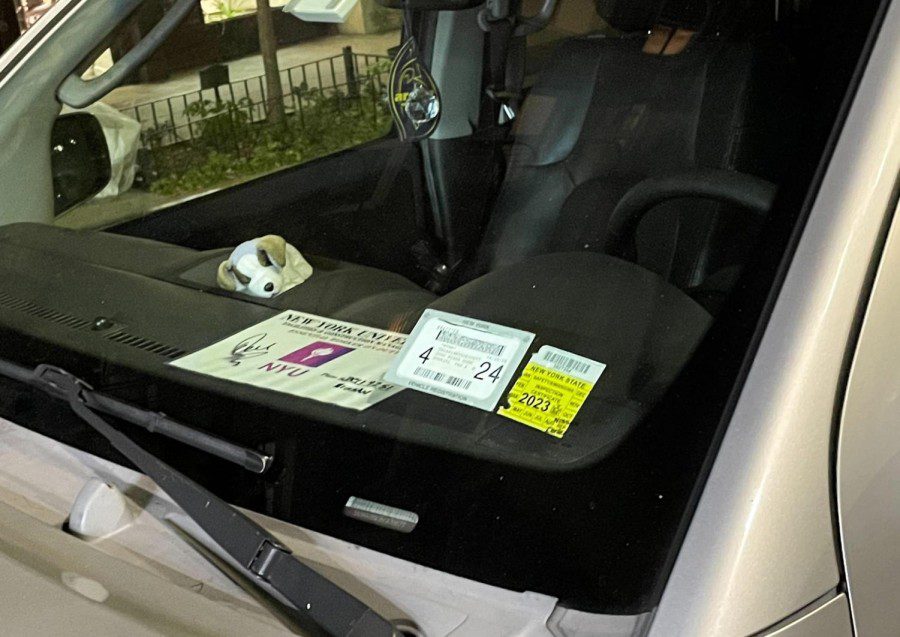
474, 361, 504, 382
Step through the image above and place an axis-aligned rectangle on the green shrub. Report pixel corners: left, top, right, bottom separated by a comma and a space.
148, 87, 391, 197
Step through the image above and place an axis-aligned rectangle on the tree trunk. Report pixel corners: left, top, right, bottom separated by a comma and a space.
256, 0, 284, 124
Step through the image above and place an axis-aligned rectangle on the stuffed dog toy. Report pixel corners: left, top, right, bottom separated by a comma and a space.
217, 235, 313, 298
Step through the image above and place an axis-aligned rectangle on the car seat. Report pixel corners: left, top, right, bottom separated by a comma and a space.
472, 0, 796, 300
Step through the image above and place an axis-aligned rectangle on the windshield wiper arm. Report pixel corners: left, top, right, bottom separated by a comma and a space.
1, 360, 398, 637
0, 359, 270, 473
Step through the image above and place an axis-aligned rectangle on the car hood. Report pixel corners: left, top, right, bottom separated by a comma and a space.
0, 415, 648, 636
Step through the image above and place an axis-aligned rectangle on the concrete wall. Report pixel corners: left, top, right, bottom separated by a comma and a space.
338, 0, 402, 35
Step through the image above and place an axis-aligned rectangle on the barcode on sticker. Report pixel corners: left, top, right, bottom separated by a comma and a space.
435, 328, 506, 356
533, 345, 606, 384
542, 352, 591, 375
414, 366, 472, 390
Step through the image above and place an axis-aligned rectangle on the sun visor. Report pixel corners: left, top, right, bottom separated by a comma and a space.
596, 0, 759, 37
376, 0, 483, 10
594, 0, 665, 32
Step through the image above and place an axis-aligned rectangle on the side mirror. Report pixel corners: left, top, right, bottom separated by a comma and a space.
51, 113, 111, 215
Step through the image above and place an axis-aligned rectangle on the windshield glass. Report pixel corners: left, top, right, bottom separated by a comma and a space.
0, 0, 883, 616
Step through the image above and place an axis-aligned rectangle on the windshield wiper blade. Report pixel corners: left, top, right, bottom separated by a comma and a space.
0, 359, 270, 473
1, 360, 398, 637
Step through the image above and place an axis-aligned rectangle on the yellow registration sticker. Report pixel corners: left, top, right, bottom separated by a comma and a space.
498, 346, 606, 438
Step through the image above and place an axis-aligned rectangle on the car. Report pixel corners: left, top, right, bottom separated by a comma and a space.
0, 0, 896, 635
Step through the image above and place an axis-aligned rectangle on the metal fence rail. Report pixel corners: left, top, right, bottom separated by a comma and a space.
123, 48, 392, 148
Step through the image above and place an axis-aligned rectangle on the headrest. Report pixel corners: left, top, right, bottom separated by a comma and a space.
594, 0, 665, 32
657, 0, 711, 30
595, 0, 756, 36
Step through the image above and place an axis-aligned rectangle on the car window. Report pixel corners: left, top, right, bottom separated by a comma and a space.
0, 0, 885, 621
56, 0, 400, 229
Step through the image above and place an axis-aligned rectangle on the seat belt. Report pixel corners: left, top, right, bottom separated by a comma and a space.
486, 16, 517, 124
477, 0, 524, 138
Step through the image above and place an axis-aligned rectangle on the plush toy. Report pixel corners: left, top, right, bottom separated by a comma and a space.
216, 235, 313, 298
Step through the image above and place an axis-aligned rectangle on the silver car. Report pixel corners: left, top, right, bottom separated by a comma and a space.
0, 0, 895, 634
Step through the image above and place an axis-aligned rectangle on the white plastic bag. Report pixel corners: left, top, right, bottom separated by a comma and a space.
62, 102, 142, 198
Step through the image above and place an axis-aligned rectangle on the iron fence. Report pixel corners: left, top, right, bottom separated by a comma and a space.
122, 48, 392, 148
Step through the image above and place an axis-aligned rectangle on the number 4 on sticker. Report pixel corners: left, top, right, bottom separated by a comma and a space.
419, 347, 433, 364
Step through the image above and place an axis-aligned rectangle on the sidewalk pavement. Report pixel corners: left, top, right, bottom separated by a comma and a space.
101, 30, 399, 112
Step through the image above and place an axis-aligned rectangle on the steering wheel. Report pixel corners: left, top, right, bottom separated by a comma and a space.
603, 168, 778, 259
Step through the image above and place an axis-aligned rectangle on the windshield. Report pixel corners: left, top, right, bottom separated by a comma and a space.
0, 0, 883, 616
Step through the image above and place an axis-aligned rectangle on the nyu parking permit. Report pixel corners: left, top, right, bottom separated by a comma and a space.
170, 311, 406, 411
385, 310, 534, 411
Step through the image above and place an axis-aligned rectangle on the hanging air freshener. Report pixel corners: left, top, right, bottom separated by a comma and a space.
388, 37, 441, 141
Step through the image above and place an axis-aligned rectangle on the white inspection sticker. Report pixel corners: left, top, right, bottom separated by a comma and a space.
385, 309, 535, 411
169, 310, 407, 410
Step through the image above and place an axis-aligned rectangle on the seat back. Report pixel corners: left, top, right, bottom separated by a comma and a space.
476, 0, 796, 291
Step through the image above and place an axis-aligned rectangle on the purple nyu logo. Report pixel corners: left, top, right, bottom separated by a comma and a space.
279, 341, 354, 367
